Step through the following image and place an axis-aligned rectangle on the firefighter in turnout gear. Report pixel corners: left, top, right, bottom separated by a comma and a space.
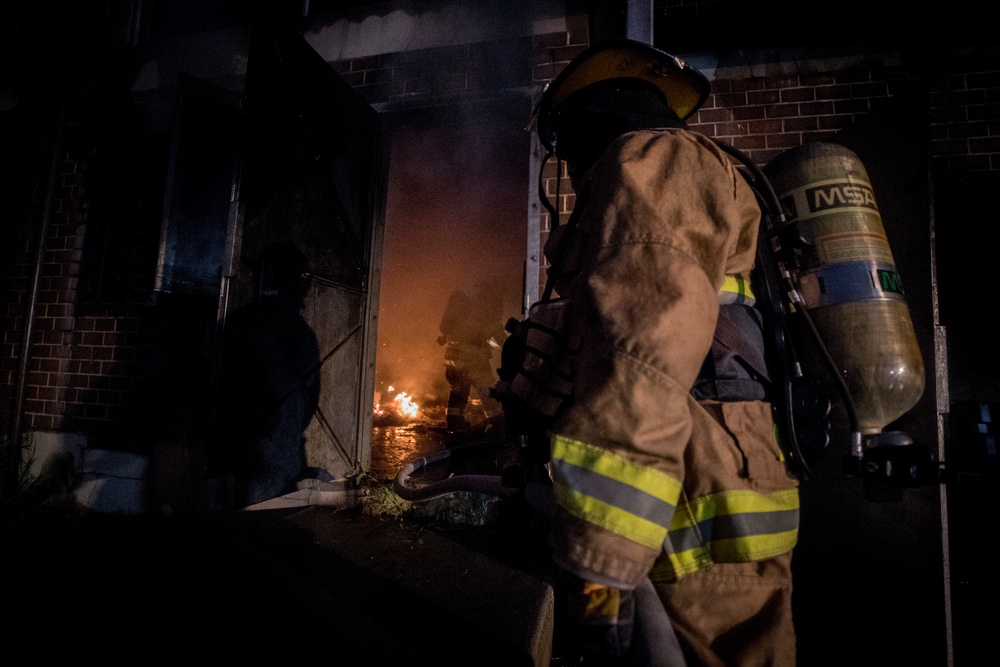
528, 40, 799, 665
438, 281, 505, 436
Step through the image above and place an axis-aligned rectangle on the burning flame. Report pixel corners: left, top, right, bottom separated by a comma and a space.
374, 386, 420, 422
394, 392, 419, 418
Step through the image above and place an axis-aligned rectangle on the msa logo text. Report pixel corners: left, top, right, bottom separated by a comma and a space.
806, 182, 879, 213
878, 269, 904, 295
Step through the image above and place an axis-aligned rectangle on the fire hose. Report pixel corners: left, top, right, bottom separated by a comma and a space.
392, 441, 517, 502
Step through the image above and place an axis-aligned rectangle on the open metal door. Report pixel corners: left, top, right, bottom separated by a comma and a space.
216, 21, 385, 507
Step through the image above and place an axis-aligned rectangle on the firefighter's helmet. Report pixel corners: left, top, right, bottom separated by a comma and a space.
531, 39, 710, 152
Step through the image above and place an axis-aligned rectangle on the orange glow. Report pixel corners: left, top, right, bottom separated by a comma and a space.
394, 392, 419, 418
373, 388, 420, 423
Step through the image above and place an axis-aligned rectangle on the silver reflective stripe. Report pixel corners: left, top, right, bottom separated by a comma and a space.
550, 458, 676, 529
665, 507, 800, 554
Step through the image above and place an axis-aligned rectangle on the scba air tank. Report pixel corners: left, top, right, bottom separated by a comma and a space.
764, 142, 925, 440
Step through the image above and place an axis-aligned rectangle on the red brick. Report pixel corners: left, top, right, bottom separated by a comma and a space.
34, 358, 65, 374
80, 331, 103, 346
732, 106, 766, 121
969, 137, 1000, 153
73, 359, 102, 375
742, 149, 771, 166
698, 107, 733, 123
686, 120, 714, 135
834, 69, 872, 84
932, 138, 972, 156
762, 74, 799, 90
833, 99, 869, 114
747, 89, 781, 106
799, 101, 835, 116
350, 56, 380, 72
748, 118, 783, 134
715, 91, 748, 108
965, 71, 1000, 89
799, 72, 837, 87
968, 104, 1000, 121
715, 121, 750, 136
768, 133, 803, 149
732, 135, 767, 150
783, 116, 819, 132
801, 130, 841, 144
709, 80, 732, 95
929, 106, 967, 124
781, 87, 815, 103
817, 115, 851, 131
730, 78, 765, 93
33, 385, 59, 402
949, 121, 991, 139
765, 103, 800, 119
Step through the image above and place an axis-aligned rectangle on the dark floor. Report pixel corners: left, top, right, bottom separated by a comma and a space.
7, 499, 555, 664
7, 427, 984, 666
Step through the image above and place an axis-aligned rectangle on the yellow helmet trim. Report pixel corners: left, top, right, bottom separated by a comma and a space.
534, 39, 710, 148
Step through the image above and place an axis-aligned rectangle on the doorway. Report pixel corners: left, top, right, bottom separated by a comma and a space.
371, 98, 531, 478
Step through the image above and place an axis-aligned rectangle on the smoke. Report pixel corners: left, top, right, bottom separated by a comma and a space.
375, 102, 529, 412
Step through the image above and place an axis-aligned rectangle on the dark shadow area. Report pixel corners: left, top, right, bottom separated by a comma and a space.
934, 171, 1000, 664
4, 504, 552, 665
215, 242, 321, 508
438, 281, 507, 437
787, 87, 948, 666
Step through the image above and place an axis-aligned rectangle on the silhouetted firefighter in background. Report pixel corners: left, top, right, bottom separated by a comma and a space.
437, 281, 505, 437
217, 242, 320, 508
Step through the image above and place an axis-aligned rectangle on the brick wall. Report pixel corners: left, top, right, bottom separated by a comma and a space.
0, 100, 171, 448
531, 31, 589, 291
690, 66, 915, 165
330, 36, 535, 105
0, 4, 177, 451
4, 13, 1000, 454
929, 57, 1000, 172
531, 35, 1000, 293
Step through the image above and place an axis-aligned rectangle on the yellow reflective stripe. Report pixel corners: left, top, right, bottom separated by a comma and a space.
658, 488, 800, 577
719, 275, 755, 306
678, 488, 800, 525
554, 486, 670, 551
551, 436, 682, 505
551, 435, 683, 549
660, 545, 709, 577
707, 530, 800, 561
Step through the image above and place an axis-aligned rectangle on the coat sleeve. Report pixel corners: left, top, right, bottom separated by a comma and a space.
547, 129, 761, 588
